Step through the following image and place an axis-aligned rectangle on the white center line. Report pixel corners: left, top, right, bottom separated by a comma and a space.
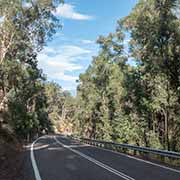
31, 136, 47, 180
54, 136, 135, 180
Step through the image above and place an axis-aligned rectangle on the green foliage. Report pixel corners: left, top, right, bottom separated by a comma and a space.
72, 0, 180, 152
44, 82, 76, 133
0, 0, 179, 152
0, 0, 63, 140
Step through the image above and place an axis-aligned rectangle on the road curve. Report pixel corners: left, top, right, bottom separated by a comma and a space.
30, 135, 180, 180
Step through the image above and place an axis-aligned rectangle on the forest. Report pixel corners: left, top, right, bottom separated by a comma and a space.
0, 0, 180, 155
72, 0, 180, 152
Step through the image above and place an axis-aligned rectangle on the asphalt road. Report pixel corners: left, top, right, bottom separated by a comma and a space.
30, 135, 180, 180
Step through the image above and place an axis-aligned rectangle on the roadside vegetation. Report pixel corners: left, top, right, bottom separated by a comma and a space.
0, 1, 180, 174
70, 0, 180, 153
0, 0, 64, 141
0, 1, 63, 178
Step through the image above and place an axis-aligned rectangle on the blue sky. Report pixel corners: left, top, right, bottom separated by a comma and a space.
37, 0, 138, 95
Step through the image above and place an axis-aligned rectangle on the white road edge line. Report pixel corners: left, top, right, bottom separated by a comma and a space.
30, 136, 46, 180
86, 143, 180, 174
54, 136, 135, 180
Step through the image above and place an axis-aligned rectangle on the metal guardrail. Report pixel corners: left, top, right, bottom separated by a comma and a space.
75, 137, 180, 159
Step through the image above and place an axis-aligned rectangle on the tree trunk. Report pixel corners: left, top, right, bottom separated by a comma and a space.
162, 108, 169, 150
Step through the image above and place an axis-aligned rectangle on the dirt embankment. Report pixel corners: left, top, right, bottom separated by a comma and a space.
0, 130, 25, 180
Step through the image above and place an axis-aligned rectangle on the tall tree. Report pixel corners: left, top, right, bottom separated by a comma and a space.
0, 0, 63, 140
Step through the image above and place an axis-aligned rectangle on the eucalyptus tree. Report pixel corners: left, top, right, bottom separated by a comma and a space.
0, 0, 63, 139
122, 0, 180, 150
75, 24, 128, 140
72, 0, 180, 151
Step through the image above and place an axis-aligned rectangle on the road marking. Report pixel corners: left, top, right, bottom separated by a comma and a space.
54, 136, 135, 180
64, 144, 90, 148
30, 136, 46, 180
33, 144, 50, 150
87, 143, 180, 174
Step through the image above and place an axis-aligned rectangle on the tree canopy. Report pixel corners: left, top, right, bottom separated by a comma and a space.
0, 0, 179, 153
0, 0, 63, 140
71, 0, 180, 151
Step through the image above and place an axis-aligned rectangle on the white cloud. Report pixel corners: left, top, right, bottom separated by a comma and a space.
54, 4, 94, 20
47, 61, 82, 72
63, 85, 75, 91
22, 2, 32, 9
81, 39, 94, 44
37, 45, 92, 82
60, 45, 91, 58
43, 47, 57, 54
50, 72, 78, 81
0, 16, 4, 24
124, 38, 130, 45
